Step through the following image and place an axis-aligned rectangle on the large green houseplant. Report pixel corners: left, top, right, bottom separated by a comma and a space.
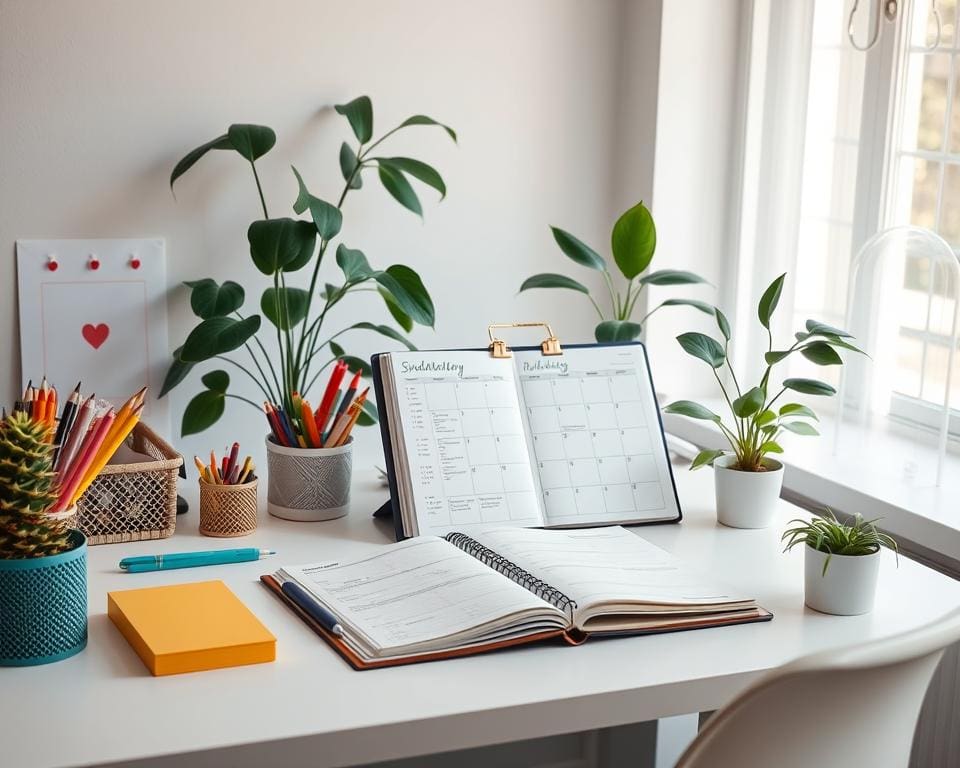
160, 96, 455, 436
519, 201, 711, 342
663, 273, 864, 528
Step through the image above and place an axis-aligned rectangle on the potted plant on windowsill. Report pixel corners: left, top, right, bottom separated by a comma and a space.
663, 273, 864, 528
160, 96, 455, 521
782, 510, 898, 615
519, 201, 712, 342
0, 414, 87, 666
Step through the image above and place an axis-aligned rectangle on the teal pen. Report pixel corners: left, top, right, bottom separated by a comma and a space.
119, 548, 276, 573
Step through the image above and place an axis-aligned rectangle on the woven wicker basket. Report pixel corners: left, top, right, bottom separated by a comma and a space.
74, 422, 182, 545
199, 477, 259, 537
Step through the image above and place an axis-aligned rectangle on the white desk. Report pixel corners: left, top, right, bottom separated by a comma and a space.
4, 442, 960, 768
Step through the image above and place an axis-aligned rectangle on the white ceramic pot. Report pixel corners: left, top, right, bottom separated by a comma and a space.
265, 436, 353, 521
713, 454, 784, 529
804, 545, 880, 615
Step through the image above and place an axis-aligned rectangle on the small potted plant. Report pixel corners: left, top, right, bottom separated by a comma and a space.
161, 96, 455, 520
782, 510, 898, 615
519, 201, 712, 342
0, 414, 88, 666
664, 274, 863, 528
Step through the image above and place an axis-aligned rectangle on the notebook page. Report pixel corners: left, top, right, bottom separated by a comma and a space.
386, 351, 543, 537
514, 344, 680, 525
279, 537, 566, 657
468, 526, 752, 617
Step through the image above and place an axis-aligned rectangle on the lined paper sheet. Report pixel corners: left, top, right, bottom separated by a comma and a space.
280, 537, 565, 658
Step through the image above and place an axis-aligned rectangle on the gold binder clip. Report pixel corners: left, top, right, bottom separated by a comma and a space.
487, 322, 563, 358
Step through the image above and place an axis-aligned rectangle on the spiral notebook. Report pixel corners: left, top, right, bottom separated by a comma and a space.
261, 526, 771, 669
372, 341, 681, 541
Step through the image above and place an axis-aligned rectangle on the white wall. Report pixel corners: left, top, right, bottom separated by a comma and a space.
0, 0, 661, 467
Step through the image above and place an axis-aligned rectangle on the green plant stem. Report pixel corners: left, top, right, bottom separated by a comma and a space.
232, 311, 283, 402
586, 294, 604, 320
250, 161, 269, 219
302, 356, 340, 396
625, 282, 644, 320
225, 393, 261, 410
213, 355, 275, 402
637, 301, 665, 328
601, 270, 619, 318
712, 367, 745, 447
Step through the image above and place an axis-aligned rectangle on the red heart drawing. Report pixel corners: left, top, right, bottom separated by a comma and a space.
82, 323, 110, 350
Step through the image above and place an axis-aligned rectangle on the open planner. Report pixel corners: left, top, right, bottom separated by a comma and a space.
372, 341, 681, 540
261, 526, 771, 669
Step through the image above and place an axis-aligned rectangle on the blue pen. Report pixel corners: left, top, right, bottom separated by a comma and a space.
280, 579, 344, 637
119, 548, 276, 573
276, 407, 298, 447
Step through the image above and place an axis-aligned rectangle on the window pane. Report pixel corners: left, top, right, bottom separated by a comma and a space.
939, 163, 960, 242
915, 55, 949, 151
896, 157, 941, 229
919, 340, 960, 405
893, 333, 924, 398
912, 0, 956, 48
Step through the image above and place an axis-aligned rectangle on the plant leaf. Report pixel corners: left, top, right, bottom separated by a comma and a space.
329, 340, 345, 357
170, 133, 233, 189
765, 350, 792, 364
781, 421, 820, 436
339, 142, 363, 189
347, 322, 416, 351
715, 307, 731, 341
398, 115, 457, 142
659, 298, 715, 314
823, 335, 866, 355
691, 449, 724, 470
595, 320, 643, 343
519, 273, 590, 294
378, 287, 413, 333
663, 400, 721, 421
550, 226, 606, 270
379, 157, 446, 199
260, 287, 310, 330
783, 377, 837, 396
291, 166, 343, 241
226, 124, 276, 163
805, 319, 853, 338
779, 403, 819, 420
248, 218, 317, 275
759, 440, 783, 454
676, 332, 725, 368
180, 315, 261, 362
335, 96, 373, 144
611, 201, 656, 279
639, 269, 708, 286
159, 346, 194, 398
801, 341, 843, 366
755, 409, 777, 426
356, 398, 379, 426
375, 265, 435, 326
758, 273, 786, 329
336, 244, 374, 282
732, 386, 765, 417
378, 163, 423, 216
201, 369, 229, 393
182, 389, 225, 436
184, 279, 245, 319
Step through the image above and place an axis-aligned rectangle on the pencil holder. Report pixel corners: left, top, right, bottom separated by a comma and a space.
199, 477, 259, 537
265, 436, 352, 522
0, 530, 88, 666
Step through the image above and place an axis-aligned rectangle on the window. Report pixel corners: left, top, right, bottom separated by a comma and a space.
751, 0, 960, 437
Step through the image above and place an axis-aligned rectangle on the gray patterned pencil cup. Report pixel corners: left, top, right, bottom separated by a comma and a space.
265, 436, 352, 521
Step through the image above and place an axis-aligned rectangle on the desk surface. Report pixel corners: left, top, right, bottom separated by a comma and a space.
5, 439, 960, 768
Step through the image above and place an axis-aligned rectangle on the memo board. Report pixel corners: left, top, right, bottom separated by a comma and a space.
16, 239, 171, 436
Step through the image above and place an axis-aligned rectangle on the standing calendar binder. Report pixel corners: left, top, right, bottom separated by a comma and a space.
372, 322, 682, 541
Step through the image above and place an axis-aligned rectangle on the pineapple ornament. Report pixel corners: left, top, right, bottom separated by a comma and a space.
0, 413, 72, 558
0, 412, 88, 666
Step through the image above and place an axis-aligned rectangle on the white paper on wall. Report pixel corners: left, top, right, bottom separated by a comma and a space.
16, 238, 171, 437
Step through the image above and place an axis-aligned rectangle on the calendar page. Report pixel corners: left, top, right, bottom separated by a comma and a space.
386, 351, 544, 537
515, 344, 680, 526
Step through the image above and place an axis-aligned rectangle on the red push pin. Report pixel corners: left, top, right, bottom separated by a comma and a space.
46, 254, 58, 271
129, 254, 141, 270
88, 254, 100, 270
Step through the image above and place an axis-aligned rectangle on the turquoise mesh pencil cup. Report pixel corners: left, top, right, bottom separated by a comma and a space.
0, 530, 88, 666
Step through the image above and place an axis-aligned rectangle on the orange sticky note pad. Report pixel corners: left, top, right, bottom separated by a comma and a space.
107, 580, 276, 676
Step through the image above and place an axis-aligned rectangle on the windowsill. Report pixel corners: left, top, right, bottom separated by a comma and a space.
662, 402, 960, 570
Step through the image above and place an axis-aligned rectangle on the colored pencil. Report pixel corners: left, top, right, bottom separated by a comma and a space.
56, 394, 96, 474
335, 370, 360, 420
301, 400, 322, 447
68, 403, 143, 507
314, 360, 347, 435
56, 408, 116, 511
52, 383, 82, 466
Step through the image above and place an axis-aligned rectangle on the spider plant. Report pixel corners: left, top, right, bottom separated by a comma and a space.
781, 509, 898, 575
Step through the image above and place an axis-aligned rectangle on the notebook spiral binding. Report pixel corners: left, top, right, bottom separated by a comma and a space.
445, 532, 577, 616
